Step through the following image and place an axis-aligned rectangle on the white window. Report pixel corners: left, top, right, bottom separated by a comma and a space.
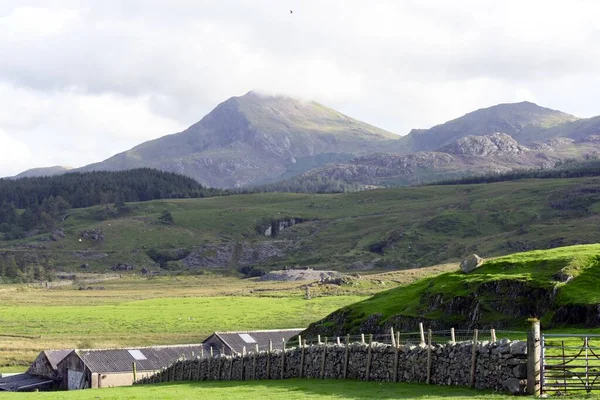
128, 349, 147, 360
238, 333, 257, 344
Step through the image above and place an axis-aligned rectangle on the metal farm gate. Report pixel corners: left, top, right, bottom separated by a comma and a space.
541, 334, 600, 394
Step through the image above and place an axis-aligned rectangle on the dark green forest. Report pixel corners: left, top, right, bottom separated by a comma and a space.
0, 168, 226, 241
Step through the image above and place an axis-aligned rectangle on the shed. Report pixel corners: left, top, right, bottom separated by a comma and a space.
56, 344, 209, 390
202, 328, 304, 355
0, 373, 54, 392
28, 349, 73, 379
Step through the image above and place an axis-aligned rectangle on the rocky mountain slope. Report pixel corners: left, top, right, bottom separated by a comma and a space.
77, 91, 398, 188
286, 132, 600, 188
399, 101, 578, 152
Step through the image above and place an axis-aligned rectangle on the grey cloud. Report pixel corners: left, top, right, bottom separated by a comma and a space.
1, 0, 600, 176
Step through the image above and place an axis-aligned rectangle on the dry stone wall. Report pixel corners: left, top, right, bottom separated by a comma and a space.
137, 338, 528, 393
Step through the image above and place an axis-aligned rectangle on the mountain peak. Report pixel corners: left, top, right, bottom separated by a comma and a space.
401, 101, 578, 152
77, 92, 397, 188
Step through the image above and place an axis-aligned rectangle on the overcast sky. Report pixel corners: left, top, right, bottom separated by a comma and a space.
1, 0, 600, 176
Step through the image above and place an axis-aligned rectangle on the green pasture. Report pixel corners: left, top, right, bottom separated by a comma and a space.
0, 276, 365, 371
0, 380, 561, 400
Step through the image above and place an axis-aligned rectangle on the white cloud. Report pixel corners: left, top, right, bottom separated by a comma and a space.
0, 0, 600, 175
0, 129, 33, 176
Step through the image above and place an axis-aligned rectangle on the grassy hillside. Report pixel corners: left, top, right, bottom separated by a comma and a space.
3, 176, 600, 275
302, 244, 600, 337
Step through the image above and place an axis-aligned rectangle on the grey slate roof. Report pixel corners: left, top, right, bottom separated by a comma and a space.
74, 344, 210, 373
209, 329, 304, 354
44, 350, 72, 370
0, 373, 54, 392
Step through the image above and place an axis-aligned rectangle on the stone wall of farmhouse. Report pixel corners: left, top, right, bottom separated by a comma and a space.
136, 339, 528, 393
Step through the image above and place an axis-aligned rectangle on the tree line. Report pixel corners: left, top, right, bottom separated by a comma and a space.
0, 168, 227, 241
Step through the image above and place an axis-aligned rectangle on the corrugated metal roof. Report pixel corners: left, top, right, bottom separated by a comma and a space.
74, 344, 210, 373
44, 350, 72, 370
0, 373, 54, 392
212, 329, 304, 354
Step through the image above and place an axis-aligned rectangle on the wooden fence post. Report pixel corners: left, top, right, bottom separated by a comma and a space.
300, 339, 305, 378
361, 333, 365, 344
196, 357, 201, 381
426, 329, 432, 384
365, 334, 373, 381
132, 362, 137, 383
491, 328, 497, 343
229, 355, 234, 381
450, 328, 456, 344
318, 335, 322, 345
241, 347, 246, 381
209, 347, 213, 380
320, 337, 328, 379
393, 329, 400, 382
343, 334, 350, 379
297, 334, 302, 378
281, 338, 286, 380
419, 323, 425, 346
337, 336, 341, 346
253, 344, 258, 380
527, 319, 541, 396
390, 327, 396, 347
469, 329, 479, 387
267, 340, 272, 379
217, 357, 222, 381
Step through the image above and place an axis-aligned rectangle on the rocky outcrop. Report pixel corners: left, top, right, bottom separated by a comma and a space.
182, 241, 292, 268
259, 269, 342, 282
460, 254, 484, 273
441, 133, 528, 157
302, 280, 553, 337
262, 218, 305, 237
80, 229, 104, 241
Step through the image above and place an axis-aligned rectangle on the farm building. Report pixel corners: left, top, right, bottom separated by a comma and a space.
28, 349, 73, 379
0, 349, 72, 392
56, 344, 210, 390
0, 373, 55, 392
202, 328, 304, 355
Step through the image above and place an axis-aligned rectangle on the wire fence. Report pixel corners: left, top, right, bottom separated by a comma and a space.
271, 328, 527, 353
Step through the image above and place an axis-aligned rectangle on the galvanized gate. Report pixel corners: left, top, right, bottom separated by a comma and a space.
541, 334, 600, 394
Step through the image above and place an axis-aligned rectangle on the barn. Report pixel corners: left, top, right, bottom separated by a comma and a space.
202, 328, 304, 355
56, 344, 210, 390
28, 349, 73, 379
0, 349, 72, 392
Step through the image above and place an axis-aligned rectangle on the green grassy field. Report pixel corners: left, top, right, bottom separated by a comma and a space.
0, 380, 574, 399
4, 176, 600, 273
0, 274, 368, 371
0, 261, 458, 373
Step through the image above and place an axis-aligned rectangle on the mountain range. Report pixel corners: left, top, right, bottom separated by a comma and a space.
12, 91, 600, 188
